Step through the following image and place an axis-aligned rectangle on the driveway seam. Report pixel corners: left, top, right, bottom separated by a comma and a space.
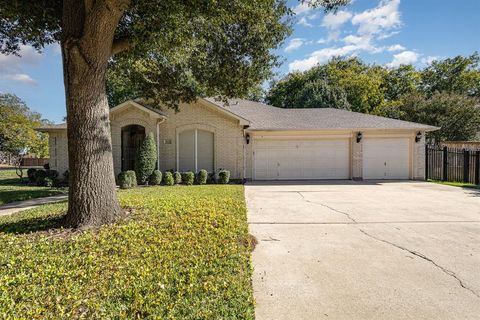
358, 228, 480, 298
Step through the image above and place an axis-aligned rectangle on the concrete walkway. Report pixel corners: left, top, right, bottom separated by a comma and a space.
0, 194, 68, 217
247, 181, 480, 320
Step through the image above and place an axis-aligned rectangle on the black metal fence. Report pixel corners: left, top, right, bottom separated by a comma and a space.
426, 145, 480, 184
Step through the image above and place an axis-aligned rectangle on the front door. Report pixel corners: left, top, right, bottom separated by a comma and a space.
121, 125, 146, 171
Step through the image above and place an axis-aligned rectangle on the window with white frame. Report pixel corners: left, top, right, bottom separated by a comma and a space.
178, 129, 214, 172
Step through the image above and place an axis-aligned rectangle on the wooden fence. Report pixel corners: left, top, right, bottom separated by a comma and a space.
20, 157, 49, 167
426, 145, 480, 184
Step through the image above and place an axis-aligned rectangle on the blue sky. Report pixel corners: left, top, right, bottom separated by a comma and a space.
0, 0, 479, 123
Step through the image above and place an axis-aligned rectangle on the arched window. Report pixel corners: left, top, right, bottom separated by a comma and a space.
178, 129, 214, 172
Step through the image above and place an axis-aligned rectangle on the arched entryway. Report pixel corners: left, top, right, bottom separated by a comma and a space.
121, 124, 145, 171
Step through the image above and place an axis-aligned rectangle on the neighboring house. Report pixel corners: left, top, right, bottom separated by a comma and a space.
37, 98, 438, 181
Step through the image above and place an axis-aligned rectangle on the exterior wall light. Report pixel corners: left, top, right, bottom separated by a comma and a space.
245, 134, 250, 144
356, 132, 363, 143
415, 131, 422, 143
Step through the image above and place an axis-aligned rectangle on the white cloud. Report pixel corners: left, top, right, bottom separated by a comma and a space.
352, 0, 401, 36
292, 2, 312, 15
289, 45, 359, 72
387, 44, 405, 52
387, 50, 419, 67
3, 73, 37, 85
0, 45, 41, 86
421, 55, 439, 65
285, 38, 306, 52
321, 10, 353, 29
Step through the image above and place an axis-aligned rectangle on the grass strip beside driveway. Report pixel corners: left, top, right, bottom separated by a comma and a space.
0, 185, 254, 319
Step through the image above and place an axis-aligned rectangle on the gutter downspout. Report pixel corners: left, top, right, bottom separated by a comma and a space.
243, 126, 249, 181
157, 118, 166, 170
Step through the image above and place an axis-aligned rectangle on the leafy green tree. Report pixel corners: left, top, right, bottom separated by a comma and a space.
0, 93, 49, 159
135, 133, 157, 185
383, 64, 421, 101
420, 52, 480, 97
397, 92, 480, 142
267, 57, 383, 112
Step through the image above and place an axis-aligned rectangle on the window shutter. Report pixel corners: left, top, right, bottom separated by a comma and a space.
197, 130, 214, 172
179, 130, 195, 171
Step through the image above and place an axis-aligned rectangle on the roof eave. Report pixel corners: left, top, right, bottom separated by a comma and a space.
199, 98, 250, 126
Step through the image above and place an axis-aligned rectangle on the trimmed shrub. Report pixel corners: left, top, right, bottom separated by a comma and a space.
163, 171, 174, 186
135, 133, 157, 185
197, 169, 208, 185
27, 168, 37, 183
46, 170, 59, 180
63, 170, 69, 183
44, 177, 54, 188
173, 171, 182, 184
118, 171, 137, 189
149, 170, 162, 185
218, 170, 230, 184
182, 171, 195, 185
43, 163, 50, 170
35, 170, 48, 186
207, 172, 217, 184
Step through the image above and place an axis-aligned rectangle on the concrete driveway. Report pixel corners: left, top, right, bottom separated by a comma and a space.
246, 181, 480, 320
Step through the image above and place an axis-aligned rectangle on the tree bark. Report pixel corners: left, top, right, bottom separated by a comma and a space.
61, 0, 127, 227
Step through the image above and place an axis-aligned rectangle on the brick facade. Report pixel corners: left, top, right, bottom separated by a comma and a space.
45, 101, 426, 181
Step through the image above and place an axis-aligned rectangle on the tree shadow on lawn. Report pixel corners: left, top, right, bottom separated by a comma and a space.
0, 214, 65, 235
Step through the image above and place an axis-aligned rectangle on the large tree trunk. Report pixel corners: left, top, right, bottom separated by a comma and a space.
61, 0, 127, 227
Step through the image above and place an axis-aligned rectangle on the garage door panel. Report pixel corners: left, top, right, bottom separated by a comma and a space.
254, 139, 350, 180
363, 138, 410, 180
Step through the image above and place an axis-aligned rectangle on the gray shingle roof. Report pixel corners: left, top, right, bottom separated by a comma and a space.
36, 123, 67, 131
204, 98, 439, 131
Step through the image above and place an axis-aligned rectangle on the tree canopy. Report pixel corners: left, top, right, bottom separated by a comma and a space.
0, 93, 49, 158
266, 54, 480, 142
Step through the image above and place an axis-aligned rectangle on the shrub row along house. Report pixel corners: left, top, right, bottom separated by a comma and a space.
38, 98, 438, 181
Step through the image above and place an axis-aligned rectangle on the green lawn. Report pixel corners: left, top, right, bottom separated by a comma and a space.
0, 185, 254, 319
428, 179, 480, 189
0, 169, 66, 206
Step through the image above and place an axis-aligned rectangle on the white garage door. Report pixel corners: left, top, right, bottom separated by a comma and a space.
254, 139, 350, 180
363, 138, 410, 179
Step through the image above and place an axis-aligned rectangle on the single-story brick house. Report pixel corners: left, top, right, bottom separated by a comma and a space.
38, 98, 438, 180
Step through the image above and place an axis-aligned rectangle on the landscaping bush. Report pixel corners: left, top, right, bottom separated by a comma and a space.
63, 170, 69, 183
149, 170, 162, 185
207, 172, 217, 184
182, 171, 195, 185
197, 169, 208, 185
27, 168, 37, 183
135, 133, 157, 185
44, 177, 54, 188
34, 170, 48, 186
163, 171, 174, 186
218, 170, 230, 184
118, 171, 137, 189
173, 171, 182, 184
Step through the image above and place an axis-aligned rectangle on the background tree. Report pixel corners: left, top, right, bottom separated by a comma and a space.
1, 0, 349, 227
265, 54, 480, 142
267, 57, 384, 113
397, 92, 480, 142
420, 53, 480, 98
0, 93, 49, 160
